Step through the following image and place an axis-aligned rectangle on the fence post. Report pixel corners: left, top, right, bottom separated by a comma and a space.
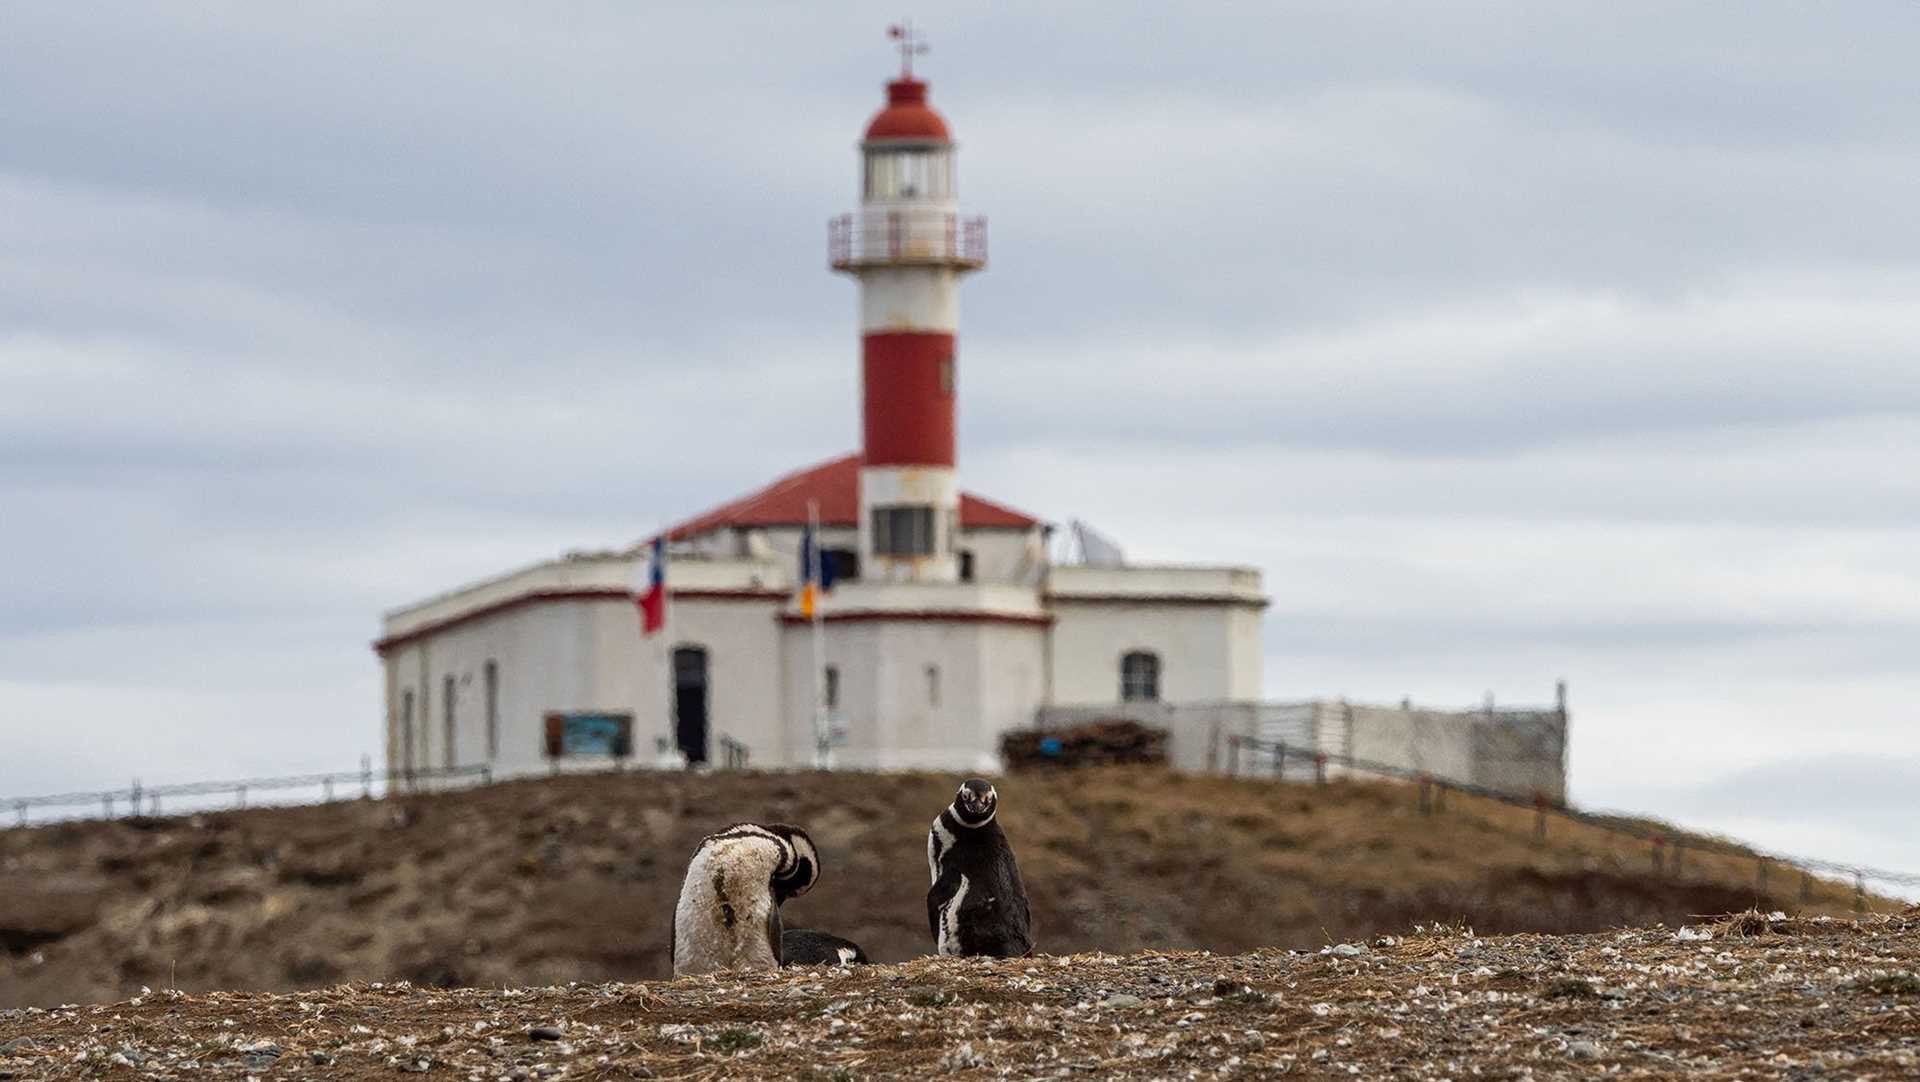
1226, 735, 1239, 776
361, 755, 373, 799
1314, 752, 1327, 785
1274, 741, 1287, 780
236, 785, 246, 810
1672, 838, 1684, 877
149, 794, 159, 816
13, 801, 23, 826
1756, 857, 1768, 896
130, 780, 141, 818
1418, 774, 1432, 817
103, 795, 114, 819
1854, 872, 1866, 913
481, 765, 493, 786
323, 777, 334, 803
1800, 869, 1812, 903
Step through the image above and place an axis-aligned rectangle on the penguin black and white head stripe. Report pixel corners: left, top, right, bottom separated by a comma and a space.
952, 778, 997, 827
927, 777, 1033, 958
757, 822, 820, 903
671, 822, 818, 978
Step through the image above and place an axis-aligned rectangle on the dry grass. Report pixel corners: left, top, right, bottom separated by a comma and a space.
0, 767, 1888, 1010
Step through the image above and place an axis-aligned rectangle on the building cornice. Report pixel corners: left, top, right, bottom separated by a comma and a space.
777, 609, 1052, 628
373, 588, 787, 656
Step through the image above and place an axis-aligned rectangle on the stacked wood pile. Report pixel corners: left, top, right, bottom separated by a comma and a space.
1001, 720, 1169, 770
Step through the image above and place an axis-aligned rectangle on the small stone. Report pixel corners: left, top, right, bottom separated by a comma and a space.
939, 1042, 984, 1070
1568, 1041, 1601, 1060
1331, 944, 1368, 959
1102, 994, 1145, 1009
310, 1050, 334, 1065
527, 1026, 564, 1042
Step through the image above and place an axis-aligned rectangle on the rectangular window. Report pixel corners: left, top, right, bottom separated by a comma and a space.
443, 675, 457, 769
1121, 651, 1162, 703
823, 547, 860, 582
824, 665, 840, 709
872, 505, 936, 557
484, 660, 499, 760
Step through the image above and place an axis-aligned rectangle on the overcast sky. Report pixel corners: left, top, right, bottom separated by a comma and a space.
2, 2, 1916, 883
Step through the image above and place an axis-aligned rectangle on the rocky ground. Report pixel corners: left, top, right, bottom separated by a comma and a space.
2, 910, 1916, 1080
2, 769, 1882, 1009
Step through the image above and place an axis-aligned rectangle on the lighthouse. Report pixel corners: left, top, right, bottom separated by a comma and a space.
830, 28, 986, 584
377, 39, 1273, 782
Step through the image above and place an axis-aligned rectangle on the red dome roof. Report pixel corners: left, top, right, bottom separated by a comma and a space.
864, 78, 950, 143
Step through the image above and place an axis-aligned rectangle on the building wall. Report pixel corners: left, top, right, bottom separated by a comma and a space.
958, 527, 1046, 583
778, 617, 1046, 772
646, 596, 789, 764
1047, 600, 1246, 706
383, 597, 616, 782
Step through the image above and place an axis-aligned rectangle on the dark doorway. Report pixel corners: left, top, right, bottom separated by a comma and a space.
673, 645, 710, 765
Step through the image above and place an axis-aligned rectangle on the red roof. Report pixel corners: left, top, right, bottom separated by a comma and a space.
665, 453, 1039, 540
865, 78, 950, 142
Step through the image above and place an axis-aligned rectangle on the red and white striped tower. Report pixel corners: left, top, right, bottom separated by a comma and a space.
830, 27, 985, 583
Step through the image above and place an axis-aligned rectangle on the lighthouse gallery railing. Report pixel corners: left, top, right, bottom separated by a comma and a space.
829, 209, 986, 270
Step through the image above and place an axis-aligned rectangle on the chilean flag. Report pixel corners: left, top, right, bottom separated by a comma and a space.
636, 536, 666, 635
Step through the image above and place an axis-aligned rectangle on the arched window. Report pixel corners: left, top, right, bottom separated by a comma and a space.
1120, 651, 1160, 702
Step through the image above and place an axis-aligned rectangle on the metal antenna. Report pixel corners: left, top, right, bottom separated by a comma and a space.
888, 21, 929, 78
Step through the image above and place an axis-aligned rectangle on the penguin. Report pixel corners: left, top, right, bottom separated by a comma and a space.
670, 822, 818, 977
780, 929, 870, 966
926, 778, 1033, 958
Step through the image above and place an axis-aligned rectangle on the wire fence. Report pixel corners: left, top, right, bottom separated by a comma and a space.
1222, 732, 1920, 906
2, 742, 763, 828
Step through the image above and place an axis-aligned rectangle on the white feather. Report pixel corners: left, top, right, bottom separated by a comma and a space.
936, 873, 971, 956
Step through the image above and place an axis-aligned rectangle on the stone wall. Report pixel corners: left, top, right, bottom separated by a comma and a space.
1033, 697, 1568, 801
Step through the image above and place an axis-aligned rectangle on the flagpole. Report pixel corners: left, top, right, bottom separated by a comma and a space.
807, 500, 830, 770
648, 528, 676, 771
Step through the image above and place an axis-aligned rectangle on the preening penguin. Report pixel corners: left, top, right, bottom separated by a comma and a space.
780, 929, 870, 966
927, 778, 1033, 958
670, 823, 818, 977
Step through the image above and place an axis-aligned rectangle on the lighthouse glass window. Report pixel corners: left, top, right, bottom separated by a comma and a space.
872, 505, 936, 557
864, 147, 953, 201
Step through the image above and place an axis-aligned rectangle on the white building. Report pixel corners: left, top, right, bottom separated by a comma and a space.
375, 54, 1266, 777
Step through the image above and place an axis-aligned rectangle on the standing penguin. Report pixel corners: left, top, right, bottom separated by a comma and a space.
671, 823, 818, 977
927, 778, 1033, 957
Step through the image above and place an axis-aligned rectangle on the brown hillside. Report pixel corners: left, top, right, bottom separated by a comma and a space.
0, 767, 1883, 1008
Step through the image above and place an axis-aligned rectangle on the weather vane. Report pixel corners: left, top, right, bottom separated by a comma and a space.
888, 21, 929, 79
